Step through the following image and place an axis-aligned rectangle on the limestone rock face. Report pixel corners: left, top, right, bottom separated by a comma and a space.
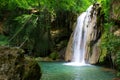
65, 33, 73, 61
0, 46, 41, 80
87, 40, 101, 64
85, 3, 103, 64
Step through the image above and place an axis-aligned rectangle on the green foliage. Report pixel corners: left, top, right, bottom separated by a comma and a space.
0, 35, 8, 46
8, 14, 36, 48
117, 51, 120, 76
8, 12, 52, 56
100, 22, 120, 61
99, 48, 107, 62
101, 0, 111, 21
77, 0, 92, 13
100, 22, 120, 76
1, 0, 95, 56
98, 0, 120, 76
0, 0, 15, 10
49, 51, 59, 60
0, 0, 37, 10
1, 0, 108, 57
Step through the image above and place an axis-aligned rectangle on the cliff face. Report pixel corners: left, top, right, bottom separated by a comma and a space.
65, 3, 103, 64
85, 3, 103, 64
65, 33, 73, 61
0, 46, 41, 80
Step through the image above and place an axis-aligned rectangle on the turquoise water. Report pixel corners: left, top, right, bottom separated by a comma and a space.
39, 62, 116, 80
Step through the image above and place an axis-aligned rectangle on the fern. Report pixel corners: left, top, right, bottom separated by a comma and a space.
9, 14, 33, 42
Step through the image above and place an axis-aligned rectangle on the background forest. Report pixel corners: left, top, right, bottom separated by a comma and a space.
0, 0, 120, 77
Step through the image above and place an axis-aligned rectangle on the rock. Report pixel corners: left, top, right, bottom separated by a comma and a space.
0, 46, 41, 80
85, 3, 103, 64
65, 33, 73, 62
88, 40, 101, 64
110, 0, 120, 22
114, 29, 120, 36
0, 46, 24, 80
43, 57, 53, 61
113, 78, 120, 80
35, 57, 44, 61
23, 58, 41, 80
35, 57, 53, 61
59, 47, 66, 60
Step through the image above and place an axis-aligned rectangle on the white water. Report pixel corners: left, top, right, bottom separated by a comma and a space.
64, 5, 93, 66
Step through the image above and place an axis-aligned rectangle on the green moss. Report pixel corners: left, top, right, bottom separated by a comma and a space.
99, 48, 107, 62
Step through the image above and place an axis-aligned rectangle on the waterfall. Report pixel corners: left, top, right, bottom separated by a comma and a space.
72, 5, 93, 64
64, 5, 94, 66
72, 12, 87, 64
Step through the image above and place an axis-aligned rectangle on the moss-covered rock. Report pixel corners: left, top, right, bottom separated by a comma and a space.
0, 46, 41, 80
49, 51, 60, 60
110, 0, 120, 22
23, 58, 41, 80
0, 46, 25, 80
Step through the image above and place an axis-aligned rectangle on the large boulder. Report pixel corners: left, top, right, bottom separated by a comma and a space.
0, 46, 41, 80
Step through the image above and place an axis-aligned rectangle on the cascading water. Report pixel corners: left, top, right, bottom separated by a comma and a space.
64, 5, 94, 66
72, 12, 87, 64
72, 5, 93, 64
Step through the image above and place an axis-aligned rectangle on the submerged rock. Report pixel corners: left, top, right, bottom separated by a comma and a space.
0, 46, 41, 80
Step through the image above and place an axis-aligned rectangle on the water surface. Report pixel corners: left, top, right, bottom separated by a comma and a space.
39, 62, 116, 80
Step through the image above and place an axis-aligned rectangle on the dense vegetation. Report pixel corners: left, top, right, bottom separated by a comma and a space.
0, 0, 120, 77
99, 0, 120, 76
0, 0, 93, 56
